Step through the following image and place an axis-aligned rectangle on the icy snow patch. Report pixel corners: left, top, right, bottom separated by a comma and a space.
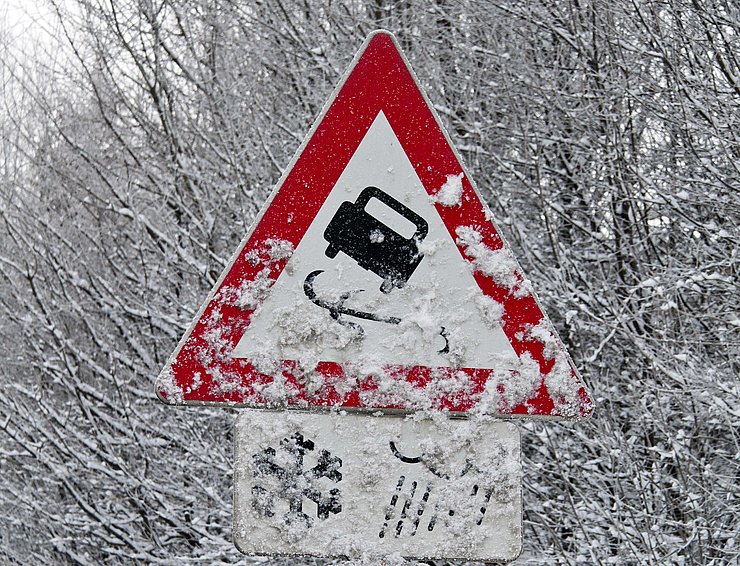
273, 301, 364, 352
545, 353, 583, 415
157, 366, 183, 403
456, 226, 531, 297
526, 320, 559, 360
432, 172, 464, 207
264, 238, 294, 261
475, 294, 505, 328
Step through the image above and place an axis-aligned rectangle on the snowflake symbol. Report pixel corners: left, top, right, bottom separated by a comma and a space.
251, 432, 342, 528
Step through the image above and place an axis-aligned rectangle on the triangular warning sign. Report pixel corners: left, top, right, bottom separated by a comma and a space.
157, 31, 593, 419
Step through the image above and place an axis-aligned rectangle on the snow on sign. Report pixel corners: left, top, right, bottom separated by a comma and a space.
233, 411, 522, 562
156, 30, 593, 419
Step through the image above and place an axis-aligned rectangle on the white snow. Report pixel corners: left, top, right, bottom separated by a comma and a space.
273, 300, 364, 351
221, 268, 274, 310
431, 172, 464, 207
369, 228, 385, 243
455, 226, 530, 297
156, 366, 184, 403
475, 294, 506, 328
543, 353, 583, 415
526, 320, 559, 360
264, 237, 295, 261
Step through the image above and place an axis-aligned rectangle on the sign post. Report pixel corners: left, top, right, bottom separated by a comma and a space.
157, 30, 592, 563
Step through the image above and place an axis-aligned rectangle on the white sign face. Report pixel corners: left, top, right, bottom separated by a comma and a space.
234, 411, 522, 563
233, 111, 518, 371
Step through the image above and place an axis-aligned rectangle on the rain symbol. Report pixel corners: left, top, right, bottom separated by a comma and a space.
378, 441, 494, 539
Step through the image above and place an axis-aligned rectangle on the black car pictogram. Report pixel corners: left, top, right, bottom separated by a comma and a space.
323, 186, 428, 293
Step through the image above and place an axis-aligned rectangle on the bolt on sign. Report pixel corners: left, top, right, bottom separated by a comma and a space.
157, 30, 593, 563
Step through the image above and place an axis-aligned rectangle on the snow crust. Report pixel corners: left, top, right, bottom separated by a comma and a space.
431, 173, 464, 207
156, 366, 183, 403
455, 226, 532, 297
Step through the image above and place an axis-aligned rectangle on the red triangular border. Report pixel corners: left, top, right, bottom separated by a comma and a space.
156, 31, 593, 419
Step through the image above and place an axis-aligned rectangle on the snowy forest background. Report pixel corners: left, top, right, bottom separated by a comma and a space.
0, 0, 737, 564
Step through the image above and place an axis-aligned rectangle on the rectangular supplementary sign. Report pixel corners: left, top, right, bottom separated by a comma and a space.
233, 411, 522, 563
